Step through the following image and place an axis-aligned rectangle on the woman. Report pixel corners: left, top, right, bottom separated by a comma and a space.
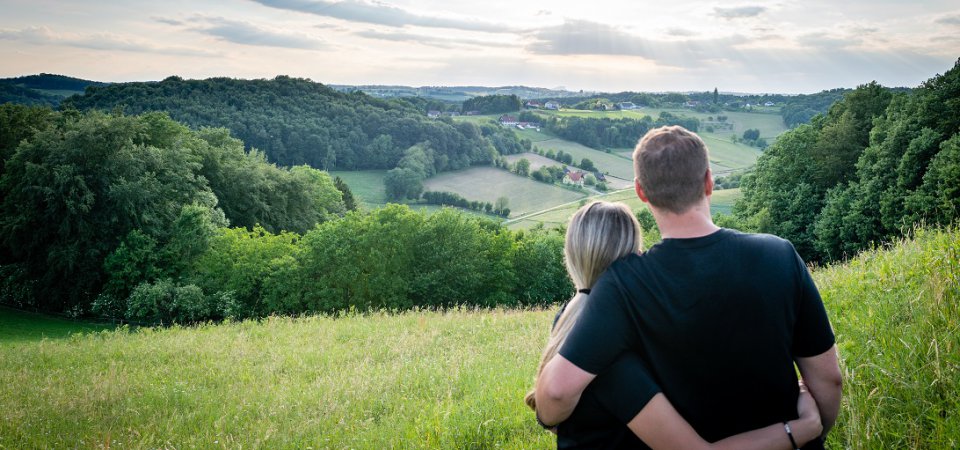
526, 201, 822, 449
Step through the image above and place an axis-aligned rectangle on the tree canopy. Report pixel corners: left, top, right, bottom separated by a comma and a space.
735, 59, 960, 262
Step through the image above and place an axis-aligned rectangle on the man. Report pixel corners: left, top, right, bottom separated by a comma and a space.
535, 126, 842, 448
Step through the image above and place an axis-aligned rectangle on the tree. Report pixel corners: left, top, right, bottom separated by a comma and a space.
580, 158, 596, 172
742, 128, 761, 141
384, 167, 423, 200
713, 88, 719, 105
334, 176, 358, 211
515, 158, 531, 176
495, 196, 510, 214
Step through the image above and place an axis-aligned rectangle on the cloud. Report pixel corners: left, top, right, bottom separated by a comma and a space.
713, 6, 766, 19
665, 27, 698, 37
797, 33, 862, 50
525, 20, 747, 67
153, 17, 184, 26
248, 0, 516, 33
192, 17, 327, 49
935, 14, 960, 26
353, 29, 511, 49
0, 26, 215, 56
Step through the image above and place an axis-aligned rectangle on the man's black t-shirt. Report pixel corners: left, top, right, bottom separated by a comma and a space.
559, 228, 835, 447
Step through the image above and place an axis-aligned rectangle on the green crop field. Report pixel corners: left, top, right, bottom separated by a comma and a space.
422, 166, 587, 217
2, 228, 957, 449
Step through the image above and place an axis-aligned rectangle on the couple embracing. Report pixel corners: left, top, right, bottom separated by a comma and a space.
527, 126, 842, 449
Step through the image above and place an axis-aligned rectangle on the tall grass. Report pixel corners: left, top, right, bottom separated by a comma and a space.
0, 308, 555, 449
817, 227, 959, 449
1, 228, 957, 448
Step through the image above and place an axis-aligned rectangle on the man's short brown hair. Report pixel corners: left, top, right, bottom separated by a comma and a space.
633, 126, 710, 214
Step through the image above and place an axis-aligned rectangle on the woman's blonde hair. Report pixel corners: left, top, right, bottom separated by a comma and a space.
525, 201, 643, 410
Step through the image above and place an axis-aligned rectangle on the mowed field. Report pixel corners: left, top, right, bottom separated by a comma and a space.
422, 166, 587, 217
330, 170, 502, 219
507, 188, 742, 230
502, 152, 559, 172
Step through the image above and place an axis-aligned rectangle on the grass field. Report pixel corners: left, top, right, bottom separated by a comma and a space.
503, 152, 560, 172
2, 228, 957, 448
329, 170, 389, 207
547, 108, 789, 140
507, 188, 742, 230
422, 166, 587, 217
0, 307, 111, 345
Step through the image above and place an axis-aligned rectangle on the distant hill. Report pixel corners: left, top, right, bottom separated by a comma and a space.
0, 73, 109, 106
62, 75, 524, 171
329, 84, 584, 101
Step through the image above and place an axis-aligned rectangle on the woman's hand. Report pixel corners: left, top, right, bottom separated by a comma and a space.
791, 381, 824, 445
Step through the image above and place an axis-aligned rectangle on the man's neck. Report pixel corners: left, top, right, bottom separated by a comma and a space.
652, 202, 720, 239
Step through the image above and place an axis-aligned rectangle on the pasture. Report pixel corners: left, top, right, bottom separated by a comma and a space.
2, 228, 957, 449
421, 166, 587, 217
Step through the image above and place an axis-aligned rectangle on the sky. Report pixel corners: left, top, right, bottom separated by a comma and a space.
1, 0, 958, 94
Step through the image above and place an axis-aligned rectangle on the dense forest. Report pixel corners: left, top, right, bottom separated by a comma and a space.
732, 59, 960, 262
61, 76, 524, 173
461, 94, 522, 114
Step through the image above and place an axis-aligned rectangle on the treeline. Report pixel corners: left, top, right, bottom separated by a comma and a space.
462, 94, 521, 114
422, 191, 510, 217
61, 76, 512, 172
522, 111, 699, 149
93, 206, 565, 324
733, 59, 960, 262
0, 107, 347, 314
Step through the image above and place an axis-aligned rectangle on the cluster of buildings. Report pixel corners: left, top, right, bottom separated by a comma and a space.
497, 115, 541, 130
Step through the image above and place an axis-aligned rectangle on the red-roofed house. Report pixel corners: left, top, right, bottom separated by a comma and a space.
563, 170, 585, 187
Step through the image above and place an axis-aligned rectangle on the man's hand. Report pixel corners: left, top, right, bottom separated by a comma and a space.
534, 354, 596, 426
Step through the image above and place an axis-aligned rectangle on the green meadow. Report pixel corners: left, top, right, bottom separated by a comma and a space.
2, 228, 957, 448
421, 166, 588, 217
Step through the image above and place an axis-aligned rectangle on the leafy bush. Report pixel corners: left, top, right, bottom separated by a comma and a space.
126, 279, 217, 324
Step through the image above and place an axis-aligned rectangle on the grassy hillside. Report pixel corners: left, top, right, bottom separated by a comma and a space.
0, 228, 957, 448
422, 166, 587, 217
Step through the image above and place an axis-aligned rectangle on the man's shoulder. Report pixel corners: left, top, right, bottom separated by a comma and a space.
723, 228, 797, 254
